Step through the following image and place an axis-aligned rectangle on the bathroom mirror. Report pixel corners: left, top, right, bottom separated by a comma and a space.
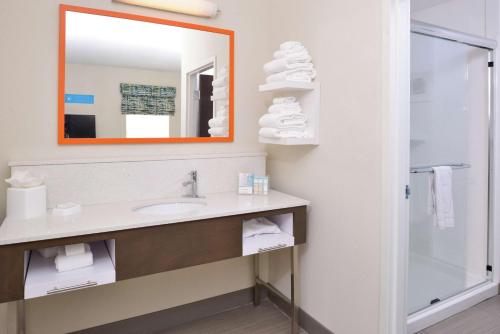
58, 5, 234, 144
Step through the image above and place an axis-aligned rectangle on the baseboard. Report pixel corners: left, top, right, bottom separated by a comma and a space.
266, 284, 334, 334
73, 285, 332, 334
72, 287, 265, 334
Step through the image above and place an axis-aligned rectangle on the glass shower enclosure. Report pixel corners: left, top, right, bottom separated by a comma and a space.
408, 23, 494, 314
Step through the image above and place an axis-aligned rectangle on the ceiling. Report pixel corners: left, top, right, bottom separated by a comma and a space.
411, 0, 456, 12
65, 11, 182, 72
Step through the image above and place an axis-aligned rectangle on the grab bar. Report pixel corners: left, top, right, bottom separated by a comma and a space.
410, 163, 471, 174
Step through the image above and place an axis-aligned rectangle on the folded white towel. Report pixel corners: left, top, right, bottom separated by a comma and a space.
273, 50, 311, 62
216, 99, 230, 107
218, 66, 228, 77
211, 89, 228, 101
259, 127, 307, 139
208, 116, 228, 128
259, 113, 307, 128
243, 217, 281, 238
273, 97, 296, 104
280, 41, 302, 50
266, 68, 317, 84
268, 102, 302, 114
64, 243, 86, 256
264, 58, 314, 75
215, 107, 229, 117
208, 126, 229, 137
55, 244, 93, 272
213, 86, 227, 94
429, 167, 455, 230
37, 247, 61, 258
212, 76, 228, 88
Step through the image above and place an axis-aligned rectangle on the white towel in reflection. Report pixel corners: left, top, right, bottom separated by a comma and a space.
215, 107, 229, 117
212, 76, 228, 88
266, 68, 317, 84
259, 127, 307, 139
268, 102, 302, 114
55, 243, 93, 272
243, 217, 281, 238
264, 58, 314, 75
429, 166, 455, 229
211, 88, 228, 100
208, 127, 229, 137
208, 116, 228, 128
259, 113, 307, 128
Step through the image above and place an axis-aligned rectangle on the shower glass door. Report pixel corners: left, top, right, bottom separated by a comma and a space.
408, 32, 491, 314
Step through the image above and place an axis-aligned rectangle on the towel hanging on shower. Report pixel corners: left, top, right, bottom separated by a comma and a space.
428, 166, 455, 230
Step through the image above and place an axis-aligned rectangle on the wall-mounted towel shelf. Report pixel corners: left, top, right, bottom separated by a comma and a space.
259, 137, 319, 146
259, 81, 316, 92
410, 163, 471, 174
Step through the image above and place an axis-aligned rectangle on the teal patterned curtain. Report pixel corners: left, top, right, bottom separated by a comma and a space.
120, 83, 176, 116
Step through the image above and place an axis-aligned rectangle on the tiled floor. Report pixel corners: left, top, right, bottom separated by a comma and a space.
419, 295, 500, 334
159, 296, 500, 334
162, 300, 307, 334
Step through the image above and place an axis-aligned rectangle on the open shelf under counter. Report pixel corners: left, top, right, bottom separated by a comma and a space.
243, 232, 294, 256
259, 81, 316, 92
24, 241, 115, 299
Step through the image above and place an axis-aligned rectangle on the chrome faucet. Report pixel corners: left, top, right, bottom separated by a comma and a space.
182, 170, 202, 198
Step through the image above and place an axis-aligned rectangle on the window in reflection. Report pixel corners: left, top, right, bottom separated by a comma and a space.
125, 115, 170, 138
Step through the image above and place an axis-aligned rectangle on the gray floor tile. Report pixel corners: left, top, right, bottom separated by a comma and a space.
424, 296, 500, 334
161, 300, 307, 334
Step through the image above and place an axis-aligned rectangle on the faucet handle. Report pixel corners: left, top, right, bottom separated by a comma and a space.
189, 170, 197, 180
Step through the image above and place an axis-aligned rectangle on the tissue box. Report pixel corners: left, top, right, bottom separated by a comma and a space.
7, 185, 47, 220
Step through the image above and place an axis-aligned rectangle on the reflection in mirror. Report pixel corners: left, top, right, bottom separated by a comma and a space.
61, 8, 232, 142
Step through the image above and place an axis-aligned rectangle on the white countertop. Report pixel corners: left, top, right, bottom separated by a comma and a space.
0, 190, 309, 245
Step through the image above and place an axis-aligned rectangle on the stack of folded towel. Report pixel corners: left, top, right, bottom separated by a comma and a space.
209, 66, 229, 137
259, 97, 309, 139
55, 243, 94, 272
243, 217, 281, 238
38, 243, 94, 272
264, 41, 316, 83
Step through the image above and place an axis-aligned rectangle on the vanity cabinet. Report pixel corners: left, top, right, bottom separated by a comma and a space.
117, 216, 243, 280
0, 206, 307, 304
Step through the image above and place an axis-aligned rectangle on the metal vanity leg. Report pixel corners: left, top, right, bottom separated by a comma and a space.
291, 246, 300, 334
16, 300, 25, 334
253, 253, 261, 306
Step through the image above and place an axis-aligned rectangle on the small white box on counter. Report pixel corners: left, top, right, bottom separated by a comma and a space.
6, 185, 47, 220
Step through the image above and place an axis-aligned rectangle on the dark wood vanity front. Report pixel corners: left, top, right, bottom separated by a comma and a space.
0, 205, 306, 303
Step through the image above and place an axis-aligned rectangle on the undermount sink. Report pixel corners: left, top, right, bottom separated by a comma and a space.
133, 200, 207, 216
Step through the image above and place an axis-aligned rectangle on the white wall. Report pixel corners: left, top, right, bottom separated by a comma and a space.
266, 1, 384, 333
411, 0, 488, 36
65, 64, 182, 138
0, 0, 270, 333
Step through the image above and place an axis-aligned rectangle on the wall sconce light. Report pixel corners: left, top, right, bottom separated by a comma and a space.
113, 0, 219, 18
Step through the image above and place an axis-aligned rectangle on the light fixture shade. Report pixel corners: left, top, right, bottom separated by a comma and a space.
113, 0, 219, 18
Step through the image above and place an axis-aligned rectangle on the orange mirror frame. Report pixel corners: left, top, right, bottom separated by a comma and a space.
58, 4, 234, 144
